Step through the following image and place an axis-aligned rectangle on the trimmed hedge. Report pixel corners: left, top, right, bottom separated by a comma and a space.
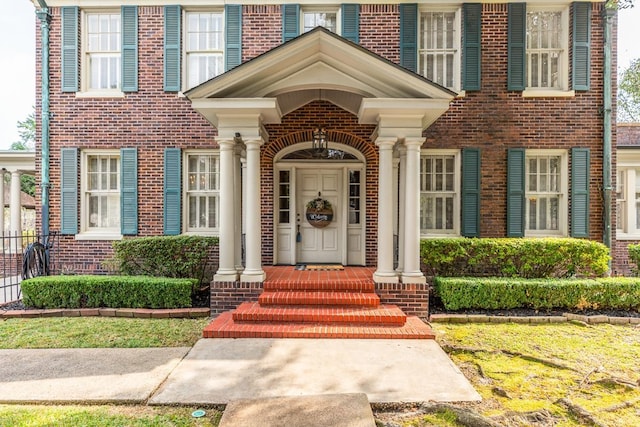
627, 243, 640, 276
434, 276, 640, 311
21, 275, 195, 309
110, 235, 218, 284
421, 238, 609, 278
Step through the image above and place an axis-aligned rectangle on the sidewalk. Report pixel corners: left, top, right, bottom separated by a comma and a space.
0, 338, 481, 405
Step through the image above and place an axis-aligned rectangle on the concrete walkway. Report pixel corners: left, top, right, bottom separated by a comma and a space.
0, 339, 480, 405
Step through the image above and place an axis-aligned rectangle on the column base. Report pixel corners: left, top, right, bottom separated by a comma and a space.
214, 270, 239, 282
373, 271, 399, 283
240, 270, 266, 283
401, 272, 426, 284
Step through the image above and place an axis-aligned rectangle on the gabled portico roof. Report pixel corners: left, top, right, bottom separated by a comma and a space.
186, 27, 455, 138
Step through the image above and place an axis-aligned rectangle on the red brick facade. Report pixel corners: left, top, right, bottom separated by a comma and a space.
34, 3, 617, 283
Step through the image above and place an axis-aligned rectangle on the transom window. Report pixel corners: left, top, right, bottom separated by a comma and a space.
526, 9, 567, 90
84, 153, 120, 231
186, 12, 224, 89
302, 9, 337, 33
86, 12, 121, 90
419, 9, 459, 91
185, 153, 220, 232
525, 154, 562, 233
420, 152, 459, 235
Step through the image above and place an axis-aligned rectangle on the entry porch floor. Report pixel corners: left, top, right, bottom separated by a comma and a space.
203, 266, 435, 339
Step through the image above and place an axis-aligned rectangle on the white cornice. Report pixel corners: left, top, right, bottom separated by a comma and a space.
39, 0, 602, 8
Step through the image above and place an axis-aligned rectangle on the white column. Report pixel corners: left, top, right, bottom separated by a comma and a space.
234, 145, 243, 271
396, 146, 406, 274
214, 139, 239, 282
10, 171, 22, 238
402, 138, 426, 283
373, 138, 398, 283
0, 171, 5, 237
241, 139, 266, 282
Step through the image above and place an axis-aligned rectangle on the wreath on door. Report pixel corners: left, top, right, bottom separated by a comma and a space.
305, 197, 333, 228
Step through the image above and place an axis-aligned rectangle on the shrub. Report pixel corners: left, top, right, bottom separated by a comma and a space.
434, 276, 640, 311
421, 238, 609, 278
109, 235, 218, 284
627, 243, 640, 276
21, 275, 194, 309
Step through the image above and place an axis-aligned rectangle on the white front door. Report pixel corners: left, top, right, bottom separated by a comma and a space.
297, 168, 342, 263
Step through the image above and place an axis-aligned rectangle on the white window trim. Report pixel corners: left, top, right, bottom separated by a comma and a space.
77, 149, 123, 241
418, 5, 461, 93
420, 149, 461, 237
182, 8, 225, 92
616, 150, 640, 240
300, 6, 341, 35
182, 149, 220, 236
524, 148, 568, 237
522, 4, 570, 96
79, 9, 124, 97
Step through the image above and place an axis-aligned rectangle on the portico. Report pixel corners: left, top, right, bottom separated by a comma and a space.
186, 27, 454, 285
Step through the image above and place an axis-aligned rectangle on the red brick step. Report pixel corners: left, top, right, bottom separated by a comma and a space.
263, 279, 375, 292
203, 312, 435, 339
232, 301, 406, 325
258, 291, 380, 307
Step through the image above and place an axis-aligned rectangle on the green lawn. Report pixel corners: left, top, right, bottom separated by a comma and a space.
0, 317, 209, 348
382, 322, 640, 427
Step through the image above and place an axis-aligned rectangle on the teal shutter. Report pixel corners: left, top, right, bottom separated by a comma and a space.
225, 5, 242, 71
572, 2, 591, 91
61, 7, 79, 92
121, 6, 138, 92
571, 148, 590, 237
341, 4, 359, 43
507, 149, 525, 237
399, 4, 418, 73
461, 148, 481, 237
164, 5, 181, 92
507, 3, 526, 91
462, 3, 482, 91
60, 148, 78, 235
120, 148, 138, 235
282, 4, 300, 42
164, 148, 182, 235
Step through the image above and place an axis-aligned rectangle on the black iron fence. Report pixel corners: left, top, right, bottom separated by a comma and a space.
0, 231, 58, 305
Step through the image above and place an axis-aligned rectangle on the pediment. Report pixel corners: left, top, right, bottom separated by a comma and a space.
186, 28, 455, 117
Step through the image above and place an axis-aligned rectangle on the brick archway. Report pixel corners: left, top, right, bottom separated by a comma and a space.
260, 128, 379, 266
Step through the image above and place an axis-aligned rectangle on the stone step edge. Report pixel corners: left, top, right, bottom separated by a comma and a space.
0, 307, 211, 319
429, 313, 640, 325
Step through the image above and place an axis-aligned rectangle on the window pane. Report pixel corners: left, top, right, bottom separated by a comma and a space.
419, 11, 457, 90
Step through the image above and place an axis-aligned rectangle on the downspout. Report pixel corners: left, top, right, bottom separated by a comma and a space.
602, 7, 615, 262
35, 0, 51, 238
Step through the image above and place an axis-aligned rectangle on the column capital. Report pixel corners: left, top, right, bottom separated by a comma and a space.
244, 138, 264, 150
218, 138, 236, 150
375, 137, 397, 149
403, 137, 425, 149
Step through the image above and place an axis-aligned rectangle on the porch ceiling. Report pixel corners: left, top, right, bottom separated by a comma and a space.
185, 27, 456, 131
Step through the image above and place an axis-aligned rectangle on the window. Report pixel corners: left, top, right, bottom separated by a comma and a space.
302, 8, 338, 33
279, 170, 291, 224
419, 9, 460, 91
186, 11, 224, 89
616, 151, 640, 238
185, 152, 219, 232
348, 170, 361, 225
526, 8, 568, 90
420, 151, 459, 235
85, 12, 121, 90
82, 151, 120, 234
525, 150, 567, 235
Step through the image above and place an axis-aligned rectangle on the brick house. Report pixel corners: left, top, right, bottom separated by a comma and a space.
31, 0, 617, 316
